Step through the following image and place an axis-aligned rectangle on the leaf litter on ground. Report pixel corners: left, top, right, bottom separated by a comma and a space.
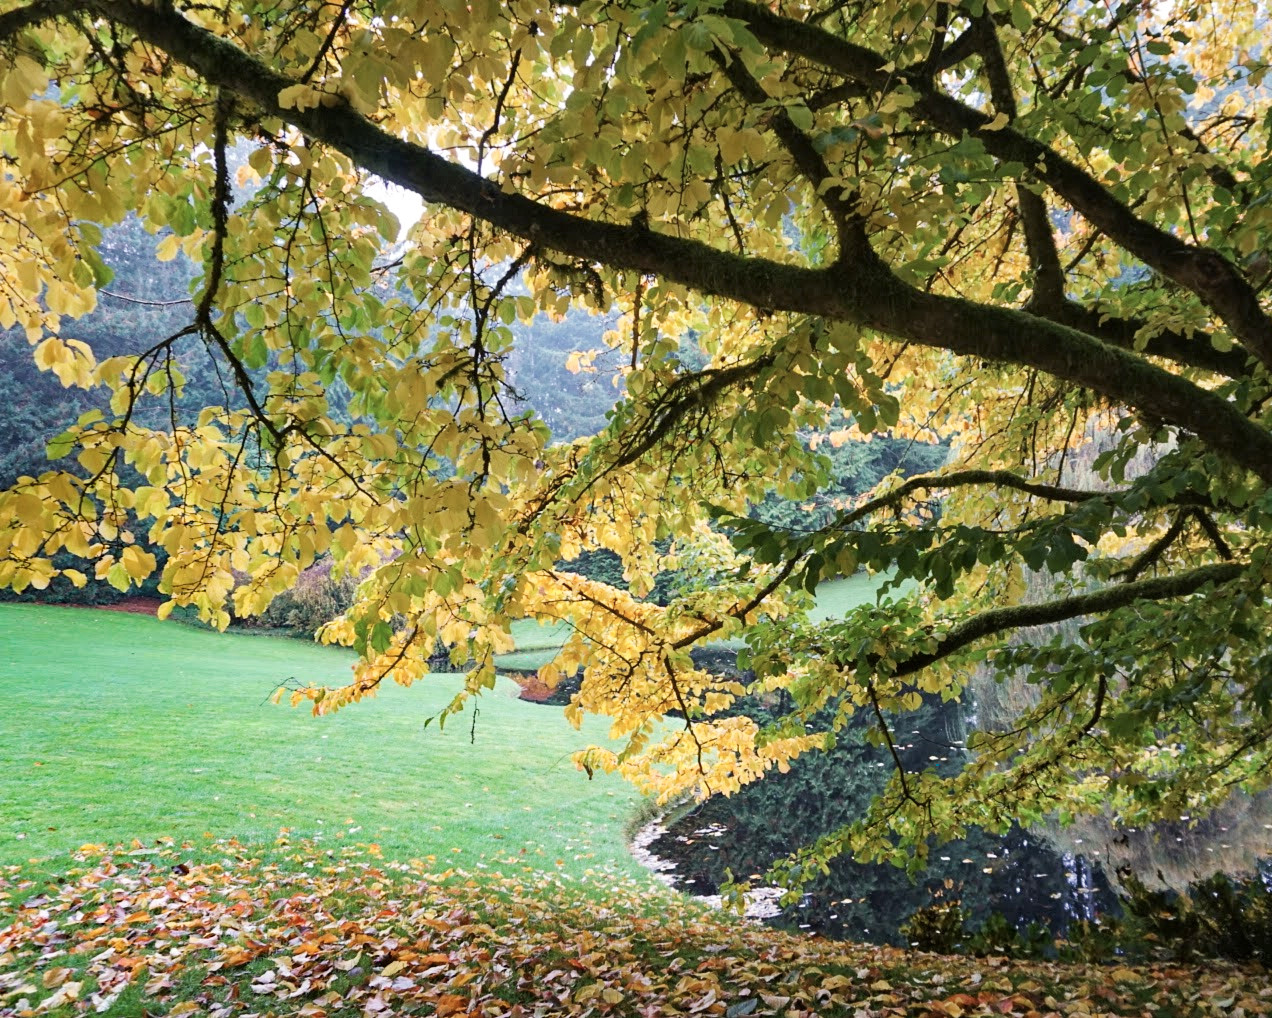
1, 842, 1269, 1018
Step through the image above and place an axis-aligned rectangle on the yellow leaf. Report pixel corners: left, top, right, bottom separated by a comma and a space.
41, 967, 73, 989
122, 544, 157, 581
156, 234, 181, 262
982, 111, 1010, 131
13, 492, 44, 526
278, 84, 325, 111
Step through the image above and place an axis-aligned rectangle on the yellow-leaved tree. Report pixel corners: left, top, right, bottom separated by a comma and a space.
2, 0, 1272, 869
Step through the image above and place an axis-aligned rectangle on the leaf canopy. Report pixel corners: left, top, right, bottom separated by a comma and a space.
2, 0, 1272, 866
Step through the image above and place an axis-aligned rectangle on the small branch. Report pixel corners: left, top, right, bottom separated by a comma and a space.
973, 15, 1065, 308
917, 3, 949, 79
712, 47, 867, 255
1191, 508, 1233, 561
867, 680, 920, 806
664, 654, 708, 784
630, 275, 644, 371
1113, 512, 1190, 582
300, 0, 354, 84
99, 289, 193, 307
1079, 674, 1107, 737
889, 562, 1245, 680
1055, 405, 1079, 486
477, 41, 523, 173
673, 555, 802, 649
197, 90, 233, 322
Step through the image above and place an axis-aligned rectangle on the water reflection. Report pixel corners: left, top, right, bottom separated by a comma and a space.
647, 806, 1120, 944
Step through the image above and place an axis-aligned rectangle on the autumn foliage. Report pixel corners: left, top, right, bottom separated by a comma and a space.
2, 0, 1272, 873
3, 842, 1271, 1017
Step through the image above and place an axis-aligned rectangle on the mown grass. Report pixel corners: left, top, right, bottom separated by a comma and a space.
709, 570, 906, 650
0, 604, 653, 883
807, 571, 908, 620
495, 571, 903, 666
1, 574, 896, 873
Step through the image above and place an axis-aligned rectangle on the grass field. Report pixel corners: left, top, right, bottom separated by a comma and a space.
0, 604, 654, 882
493, 571, 904, 665
808, 571, 909, 620
710, 570, 907, 650
0, 573, 897, 872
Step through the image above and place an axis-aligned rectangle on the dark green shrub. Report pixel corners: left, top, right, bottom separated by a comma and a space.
1056, 916, 1124, 964
1118, 870, 1203, 961
1119, 869, 1272, 965
240, 558, 358, 637
900, 898, 965, 953
1187, 872, 1272, 965
967, 910, 1017, 956
966, 912, 1052, 959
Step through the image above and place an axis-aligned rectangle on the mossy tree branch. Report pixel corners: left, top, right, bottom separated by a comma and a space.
886, 562, 1246, 681
720, 0, 1272, 372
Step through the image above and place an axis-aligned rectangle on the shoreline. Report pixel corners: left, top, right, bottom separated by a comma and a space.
629, 809, 785, 921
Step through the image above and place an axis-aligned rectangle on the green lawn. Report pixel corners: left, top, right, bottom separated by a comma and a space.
0, 605, 654, 883
709, 570, 907, 650
507, 616, 571, 650
493, 571, 904, 665
0, 575, 897, 872
807, 571, 911, 621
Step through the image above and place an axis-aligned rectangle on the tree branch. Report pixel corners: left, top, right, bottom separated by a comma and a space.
830, 468, 1105, 534
712, 48, 866, 252
721, 0, 1272, 371
972, 15, 1065, 309
0, 0, 78, 40
19, 0, 1272, 485
889, 562, 1245, 680
1037, 298, 1251, 379
1112, 511, 1190, 582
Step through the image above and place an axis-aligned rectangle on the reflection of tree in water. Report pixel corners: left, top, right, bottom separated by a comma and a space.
649, 697, 1118, 944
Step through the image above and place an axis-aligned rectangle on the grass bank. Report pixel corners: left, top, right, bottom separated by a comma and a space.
3, 843, 1267, 1018
0, 604, 651, 884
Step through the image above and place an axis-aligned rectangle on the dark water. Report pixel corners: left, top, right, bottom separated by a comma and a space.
648, 796, 1120, 945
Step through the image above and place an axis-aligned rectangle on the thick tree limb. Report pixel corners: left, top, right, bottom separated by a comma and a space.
721, 0, 1272, 372
829, 469, 1106, 533
11, 0, 1272, 483
1038, 299, 1251, 379
0, 0, 77, 38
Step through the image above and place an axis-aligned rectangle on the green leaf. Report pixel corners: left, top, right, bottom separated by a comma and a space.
168, 199, 197, 237
45, 430, 76, 460
370, 621, 393, 654
242, 333, 268, 369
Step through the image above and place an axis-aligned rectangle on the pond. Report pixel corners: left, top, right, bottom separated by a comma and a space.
643, 802, 1120, 945
633, 692, 1127, 946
